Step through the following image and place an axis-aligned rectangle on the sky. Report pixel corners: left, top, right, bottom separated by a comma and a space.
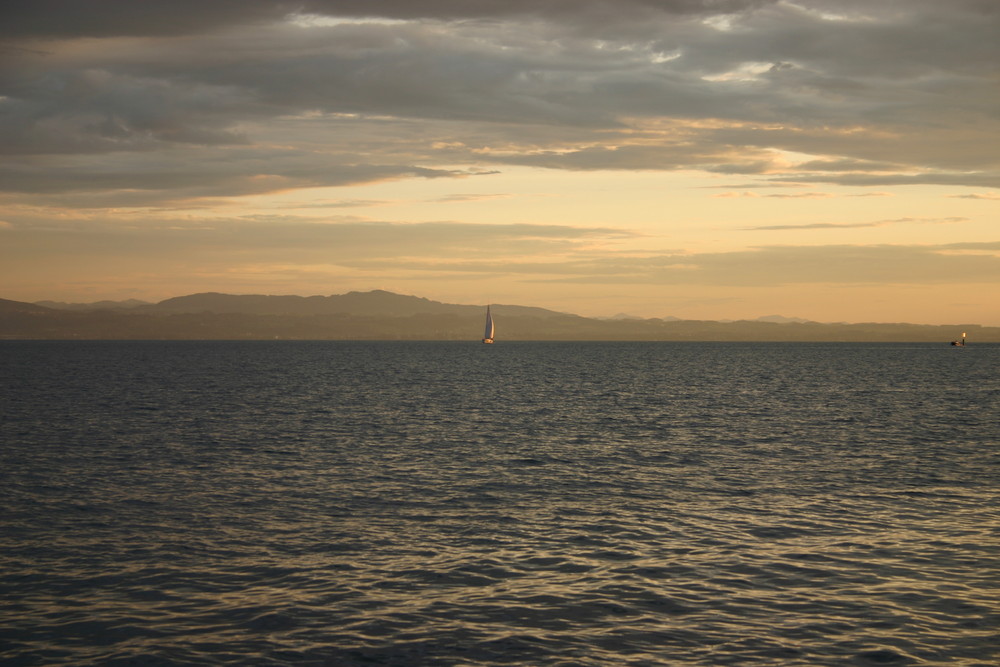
1, 0, 998, 324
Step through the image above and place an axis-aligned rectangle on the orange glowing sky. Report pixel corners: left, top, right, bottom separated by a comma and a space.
1, 1, 998, 324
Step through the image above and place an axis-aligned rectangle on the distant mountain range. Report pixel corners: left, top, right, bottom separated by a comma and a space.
1, 291, 994, 342
35, 291, 565, 318
36, 299, 151, 311
753, 314, 813, 324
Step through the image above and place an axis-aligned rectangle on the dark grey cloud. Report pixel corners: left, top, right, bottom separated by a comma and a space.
298, 0, 775, 21
0, 72, 256, 155
795, 159, 905, 173
0, 1, 776, 39
0, 1, 294, 39
1, 0, 998, 203
772, 173, 1000, 189
0, 139, 479, 207
490, 144, 775, 172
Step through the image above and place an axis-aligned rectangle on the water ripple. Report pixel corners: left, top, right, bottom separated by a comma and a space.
2, 341, 998, 665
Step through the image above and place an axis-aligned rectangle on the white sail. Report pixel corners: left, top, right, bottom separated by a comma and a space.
482, 305, 495, 343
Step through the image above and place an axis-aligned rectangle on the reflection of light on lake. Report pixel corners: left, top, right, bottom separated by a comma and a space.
1, 341, 998, 665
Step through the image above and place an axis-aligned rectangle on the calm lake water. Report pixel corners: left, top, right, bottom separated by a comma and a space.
1, 341, 998, 665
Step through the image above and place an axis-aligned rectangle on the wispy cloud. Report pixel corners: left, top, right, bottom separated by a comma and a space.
340, 243, 1000, 287
713, 191, 833, 199
287, 199, 388, 209
948, 193, 1000, 200
744, 217, 969, 231
1, 217, 634, 263
703, 183, 810, 189
763, 193, 834, 199
431, 193, 513, 203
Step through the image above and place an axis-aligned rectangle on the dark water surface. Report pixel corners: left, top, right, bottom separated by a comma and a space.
2, 341, 998, 665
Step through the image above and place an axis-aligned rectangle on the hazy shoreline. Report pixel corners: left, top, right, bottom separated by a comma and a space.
2, 292, 994, 342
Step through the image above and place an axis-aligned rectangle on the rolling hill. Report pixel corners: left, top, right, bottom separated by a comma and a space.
0, 291, 994, 342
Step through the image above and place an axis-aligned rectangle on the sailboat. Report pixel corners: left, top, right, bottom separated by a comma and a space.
482, 305, 495, 344
950, 332, 966, 347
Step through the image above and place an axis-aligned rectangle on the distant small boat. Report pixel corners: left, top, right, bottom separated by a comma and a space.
482, 305, 495, 344
951, 332, 966, 347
